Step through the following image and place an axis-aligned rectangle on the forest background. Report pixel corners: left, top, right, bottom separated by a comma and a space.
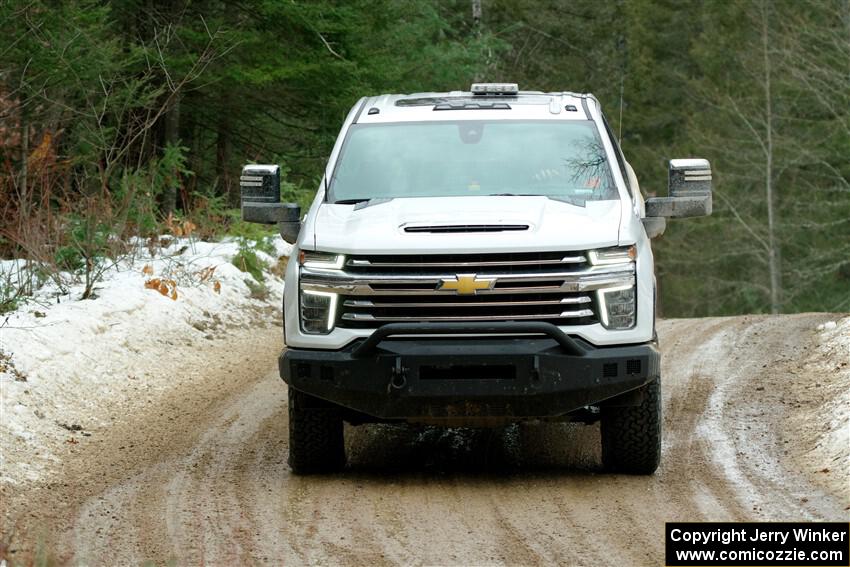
1, 0, 848, 315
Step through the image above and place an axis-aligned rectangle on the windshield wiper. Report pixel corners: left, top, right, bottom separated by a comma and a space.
546, 195, 587, 207
487, 193, 587, 207
333, 198, 393, 210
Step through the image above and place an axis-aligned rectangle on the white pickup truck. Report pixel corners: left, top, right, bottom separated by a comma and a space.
240, 83, 712, 475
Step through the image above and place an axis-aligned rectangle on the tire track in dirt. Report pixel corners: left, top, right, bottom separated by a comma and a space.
6, 315, 848, 565
659, 317, 752, 522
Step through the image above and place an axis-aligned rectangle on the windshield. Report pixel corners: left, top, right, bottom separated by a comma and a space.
328, 120, 619, 204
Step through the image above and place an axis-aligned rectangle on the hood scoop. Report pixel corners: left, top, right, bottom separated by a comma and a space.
403, 223, 530, 234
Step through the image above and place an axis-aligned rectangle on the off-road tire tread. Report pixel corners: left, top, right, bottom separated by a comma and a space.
601, 378, 661, 475
288, 387, 345, 474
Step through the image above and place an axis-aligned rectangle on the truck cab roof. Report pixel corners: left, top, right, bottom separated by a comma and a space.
355, 86, 598, 123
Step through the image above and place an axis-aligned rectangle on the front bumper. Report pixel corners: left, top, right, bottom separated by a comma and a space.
280, 322, 659, 420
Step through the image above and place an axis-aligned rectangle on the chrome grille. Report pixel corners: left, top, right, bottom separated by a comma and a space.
299, 251, 636, 328
340, 293, 594, 325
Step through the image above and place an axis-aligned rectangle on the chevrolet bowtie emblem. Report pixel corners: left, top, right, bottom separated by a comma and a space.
438, 274, 496, 295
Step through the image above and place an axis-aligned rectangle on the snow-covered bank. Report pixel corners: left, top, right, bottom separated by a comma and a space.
809, 317, 850, 495
0, 236, 290, 487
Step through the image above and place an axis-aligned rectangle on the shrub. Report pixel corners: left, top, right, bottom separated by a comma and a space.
225, 209, 277, 241
187, 190, 231, 241
0, 277, 22, 314
231, 238, 267, 282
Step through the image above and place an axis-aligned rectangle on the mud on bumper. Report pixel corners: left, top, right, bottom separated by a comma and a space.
280, 323, 660, 420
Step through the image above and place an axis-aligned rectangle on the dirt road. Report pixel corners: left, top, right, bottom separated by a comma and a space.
5, 314, 849, 565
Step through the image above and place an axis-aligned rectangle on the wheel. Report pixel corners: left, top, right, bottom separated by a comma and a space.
600, 378, 661, 474
287, 387, 345, 474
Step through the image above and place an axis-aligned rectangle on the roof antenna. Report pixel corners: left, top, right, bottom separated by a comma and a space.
617, 32, 626, 144
618, 77, 625, 144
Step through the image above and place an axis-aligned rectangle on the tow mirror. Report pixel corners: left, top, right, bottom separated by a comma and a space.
240, 164, 301, 244
645, 159, 713, 219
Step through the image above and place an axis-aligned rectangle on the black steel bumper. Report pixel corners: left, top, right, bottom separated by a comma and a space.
280, 323, 660, 420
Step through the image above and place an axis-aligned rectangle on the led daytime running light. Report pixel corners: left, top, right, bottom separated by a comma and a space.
299, 251, 345, 270
588, 246, 636, 266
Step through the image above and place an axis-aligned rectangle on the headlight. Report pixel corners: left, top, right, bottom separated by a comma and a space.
299, 251, 345, 270
300, 290, 338, 334
587, 245, 636, 265
298, 251, 343, 333
589, 246, 637, 329
597, 285, 636, 330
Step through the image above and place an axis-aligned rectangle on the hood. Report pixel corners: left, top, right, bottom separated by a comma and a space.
310, 196, 622, 254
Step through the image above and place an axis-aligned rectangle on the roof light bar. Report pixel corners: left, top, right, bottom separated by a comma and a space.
471, 83, 519, 96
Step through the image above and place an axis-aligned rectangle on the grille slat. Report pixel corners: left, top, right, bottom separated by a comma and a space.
345, 250, 588, 273
342, 310, 594, 322
343, 296, 591, 308
301, 270, 634, 290
347, 256, 585, 268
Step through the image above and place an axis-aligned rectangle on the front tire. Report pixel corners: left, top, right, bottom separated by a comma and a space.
600, 378, 661, 474
288, 387, 345, 474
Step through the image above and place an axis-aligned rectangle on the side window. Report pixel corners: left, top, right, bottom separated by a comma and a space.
601, 114, 634, 198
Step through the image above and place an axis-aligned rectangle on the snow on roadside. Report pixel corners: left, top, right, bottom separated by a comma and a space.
811, 317, 850, 487
0, 236, 291, 487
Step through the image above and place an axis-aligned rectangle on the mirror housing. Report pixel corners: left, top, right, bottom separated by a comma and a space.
642, 217, 667, 239
240, 164, 301, 244
645, 158, 713, 219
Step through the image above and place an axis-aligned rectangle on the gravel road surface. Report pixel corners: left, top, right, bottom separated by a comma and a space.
4, 314, 848, 565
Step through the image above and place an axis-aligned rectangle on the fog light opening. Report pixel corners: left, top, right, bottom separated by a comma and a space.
597, 284, 636, 330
